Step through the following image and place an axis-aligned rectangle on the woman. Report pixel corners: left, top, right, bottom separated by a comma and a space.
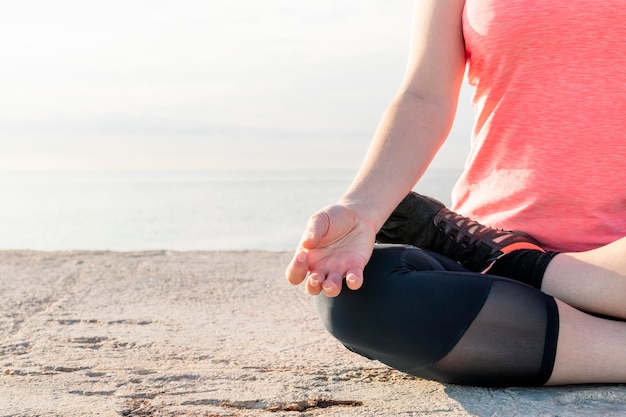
286, 0, 626, 386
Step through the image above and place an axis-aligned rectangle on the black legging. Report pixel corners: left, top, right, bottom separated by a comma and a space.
315, 244, 559, 387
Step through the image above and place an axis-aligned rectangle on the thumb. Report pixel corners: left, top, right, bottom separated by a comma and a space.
301, 210, 331, 249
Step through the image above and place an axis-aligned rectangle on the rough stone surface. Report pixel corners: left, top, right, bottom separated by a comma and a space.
1, 250, 625, 416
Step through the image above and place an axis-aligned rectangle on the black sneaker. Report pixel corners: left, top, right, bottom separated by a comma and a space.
376, 192, 544, 272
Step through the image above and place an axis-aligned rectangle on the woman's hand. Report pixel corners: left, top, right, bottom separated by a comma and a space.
285, 204, 377, 297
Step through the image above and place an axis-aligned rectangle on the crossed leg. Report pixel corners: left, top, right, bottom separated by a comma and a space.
538, 236, 626, 385
315, 243, 626, 386
549, 300, 626, 385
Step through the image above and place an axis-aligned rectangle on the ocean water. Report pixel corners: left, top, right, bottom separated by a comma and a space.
0, 169, 461, 251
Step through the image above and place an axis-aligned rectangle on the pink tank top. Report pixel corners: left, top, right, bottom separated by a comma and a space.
452, 0, 626, 252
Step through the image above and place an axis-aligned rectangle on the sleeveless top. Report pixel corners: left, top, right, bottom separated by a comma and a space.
452, 0, 626, 252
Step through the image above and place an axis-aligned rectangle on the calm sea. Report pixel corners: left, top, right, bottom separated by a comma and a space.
0, 169, 461, 251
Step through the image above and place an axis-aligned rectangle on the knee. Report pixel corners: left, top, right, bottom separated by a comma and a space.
313, 245, 408, 347
313, 244, 448, 360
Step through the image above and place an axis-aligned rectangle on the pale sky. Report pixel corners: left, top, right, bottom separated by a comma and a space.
0, 0, 473, 171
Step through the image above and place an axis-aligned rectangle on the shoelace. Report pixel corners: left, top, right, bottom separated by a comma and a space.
435, 209, 509, 249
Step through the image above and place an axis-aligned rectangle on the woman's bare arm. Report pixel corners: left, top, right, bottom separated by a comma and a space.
286, 0, 468, 296
340, 0, 467, 228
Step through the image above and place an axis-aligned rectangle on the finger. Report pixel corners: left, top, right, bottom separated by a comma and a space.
306, 270, 323, 288
301, 210, 330, 249
345, 269, 363, 291
285, 250, 309, 286
322, 271, 343, 298
305, 272, 324, 295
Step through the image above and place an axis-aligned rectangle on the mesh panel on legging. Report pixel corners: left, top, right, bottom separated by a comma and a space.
315, 245, 559, 387
418, 278, 559, 386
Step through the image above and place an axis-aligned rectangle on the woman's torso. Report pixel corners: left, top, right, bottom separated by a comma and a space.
453, 0, 626, 251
